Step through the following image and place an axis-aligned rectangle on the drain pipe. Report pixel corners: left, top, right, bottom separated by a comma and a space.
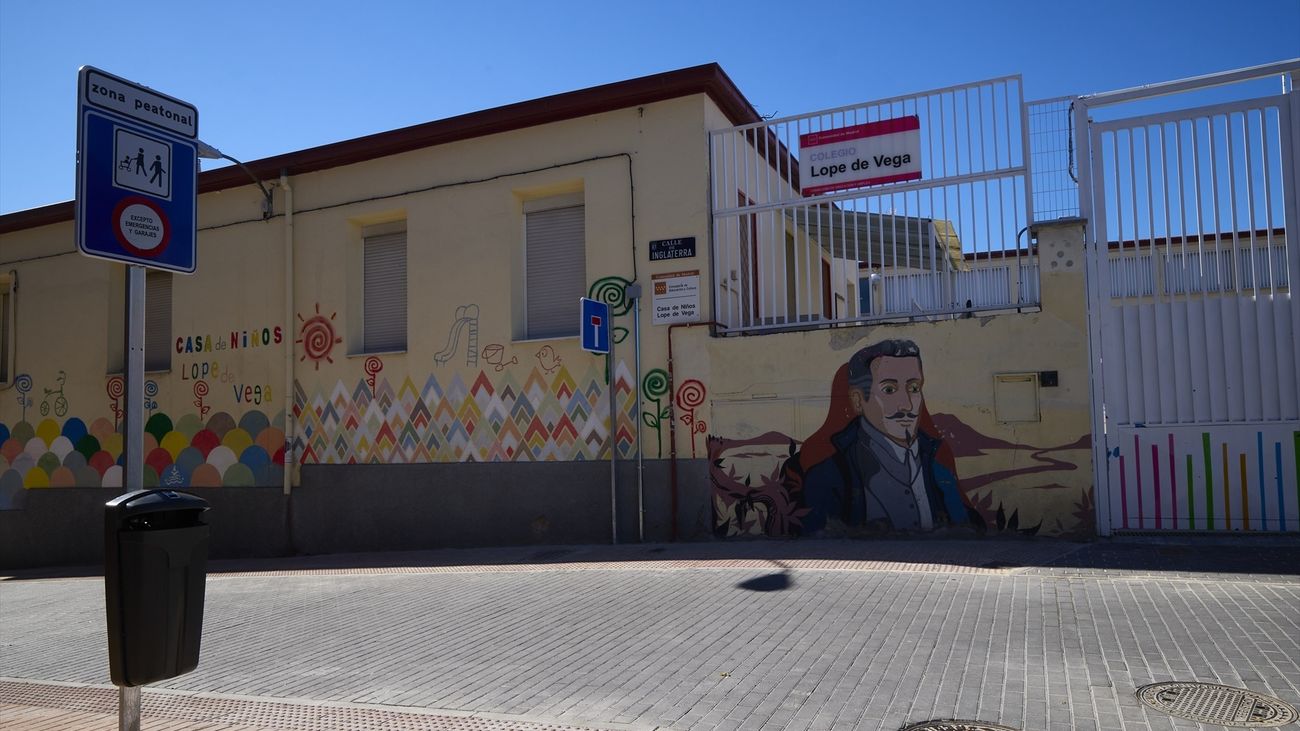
281, 171, 294, 497
666, 320, 718, 542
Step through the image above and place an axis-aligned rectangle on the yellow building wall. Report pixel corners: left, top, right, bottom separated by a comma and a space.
0, 93, 721, 493
695, 221, 1095, 538
0, 183, 293, 490
0, 91, 1096, 542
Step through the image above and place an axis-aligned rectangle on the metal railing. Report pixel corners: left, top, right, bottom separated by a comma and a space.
709, 76, 1038, 334
1092, 101, 1292, 305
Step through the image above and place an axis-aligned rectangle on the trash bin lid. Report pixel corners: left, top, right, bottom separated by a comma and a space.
105, 489, 209, 519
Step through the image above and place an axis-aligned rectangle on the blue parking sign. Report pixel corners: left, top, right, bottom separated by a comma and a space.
76, 67, 198, 273
580, 298, 610, 354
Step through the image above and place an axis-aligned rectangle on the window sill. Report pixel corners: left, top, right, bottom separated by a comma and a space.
347, 349, 407, 358
510, 335, 579, 345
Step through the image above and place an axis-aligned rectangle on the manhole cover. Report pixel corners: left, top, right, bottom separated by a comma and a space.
1136, 681, 1298, 727
900, 721, 1019, 731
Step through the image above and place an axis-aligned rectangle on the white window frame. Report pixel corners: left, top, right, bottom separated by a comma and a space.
0, 271, 16, 386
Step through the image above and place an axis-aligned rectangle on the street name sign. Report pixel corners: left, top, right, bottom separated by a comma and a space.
649, 236, 696, 261
76, 67, 198, 273
580, 297, 611, 354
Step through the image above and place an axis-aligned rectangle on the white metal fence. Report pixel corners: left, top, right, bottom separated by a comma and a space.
709, 76, 1037, 334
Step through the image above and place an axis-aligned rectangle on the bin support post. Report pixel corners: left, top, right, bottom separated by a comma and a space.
119, 686, 141, 731
119, 264, 145, 730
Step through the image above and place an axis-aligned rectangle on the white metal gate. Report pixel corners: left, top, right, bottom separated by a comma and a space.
1077, 62, 1300, 534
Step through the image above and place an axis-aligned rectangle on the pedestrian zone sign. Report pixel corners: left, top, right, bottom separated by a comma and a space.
76, 67, 198, 273
580, 297, 610, 354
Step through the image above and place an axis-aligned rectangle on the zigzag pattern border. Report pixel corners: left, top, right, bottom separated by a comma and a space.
294, 362, 639, 464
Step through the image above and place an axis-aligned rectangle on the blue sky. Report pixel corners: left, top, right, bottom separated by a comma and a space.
1, 0, 1297, 215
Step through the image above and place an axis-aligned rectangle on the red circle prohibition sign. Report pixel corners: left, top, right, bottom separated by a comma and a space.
112, 196, 172, 258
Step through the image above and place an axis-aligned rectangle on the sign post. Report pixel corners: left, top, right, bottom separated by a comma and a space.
580, 298, 616, 542
76, 66, 199, 731
117, 264, 145, 731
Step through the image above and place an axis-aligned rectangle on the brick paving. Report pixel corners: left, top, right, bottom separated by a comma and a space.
0, 681, 601, 731
2, 538, 1299, 730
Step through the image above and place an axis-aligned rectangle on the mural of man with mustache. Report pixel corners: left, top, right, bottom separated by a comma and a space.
801, 338, 983, 534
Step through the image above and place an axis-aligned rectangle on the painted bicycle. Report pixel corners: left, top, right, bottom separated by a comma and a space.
40, 370, 68, 417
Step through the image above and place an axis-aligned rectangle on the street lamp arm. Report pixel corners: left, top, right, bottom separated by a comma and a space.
221, 154, 274, 220
196, 141, 273, 220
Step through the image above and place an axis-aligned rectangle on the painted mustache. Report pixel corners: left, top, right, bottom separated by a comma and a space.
887, 412, 918, 420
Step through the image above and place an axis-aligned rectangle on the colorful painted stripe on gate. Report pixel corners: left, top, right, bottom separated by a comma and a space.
1204, 433, 1215, 529
1116, 429, 1298, 532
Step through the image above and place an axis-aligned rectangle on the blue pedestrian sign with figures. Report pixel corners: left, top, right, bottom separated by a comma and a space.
76, 67, 198, 273
580, 297, 610, 354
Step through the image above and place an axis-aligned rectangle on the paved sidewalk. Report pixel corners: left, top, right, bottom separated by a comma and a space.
2, 538, 1299, 730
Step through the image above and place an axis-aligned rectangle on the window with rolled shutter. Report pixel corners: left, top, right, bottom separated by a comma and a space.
525, 205, 585, 339
145, 271, 171, 371
363, 230, 407, 352
0, 275, 13, 384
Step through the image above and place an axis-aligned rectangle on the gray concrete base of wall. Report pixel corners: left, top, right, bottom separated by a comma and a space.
0, 460, 712, 569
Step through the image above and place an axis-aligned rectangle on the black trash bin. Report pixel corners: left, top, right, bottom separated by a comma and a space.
104, 489, 210, 687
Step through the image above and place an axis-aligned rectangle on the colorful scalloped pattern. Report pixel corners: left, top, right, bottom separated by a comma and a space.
0, 410, 285, 491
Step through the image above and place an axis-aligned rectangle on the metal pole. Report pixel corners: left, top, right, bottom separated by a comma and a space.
119, 686, 141, 731
1284, 79, 1300, 426
608, 333, 617, 544
120, 263, 145, 729
1078, 58, 1300, 108
1074, 100, 1112, 538
633, 292, 644, 542
125, 265, 145, 493
282, 172, 294, 497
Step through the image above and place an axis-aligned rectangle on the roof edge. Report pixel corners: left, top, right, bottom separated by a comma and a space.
0, 63, 758, 235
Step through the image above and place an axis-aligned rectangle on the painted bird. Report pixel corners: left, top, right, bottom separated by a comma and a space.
535, 345, 562, 374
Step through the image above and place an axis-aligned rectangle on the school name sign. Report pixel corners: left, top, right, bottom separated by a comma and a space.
799, 116, 921, 196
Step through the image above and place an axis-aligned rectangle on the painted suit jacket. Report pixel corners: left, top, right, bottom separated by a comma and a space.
800, 419, 983, 534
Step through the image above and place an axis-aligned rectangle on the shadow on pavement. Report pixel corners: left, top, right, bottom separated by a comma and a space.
736, 561, 793, 592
